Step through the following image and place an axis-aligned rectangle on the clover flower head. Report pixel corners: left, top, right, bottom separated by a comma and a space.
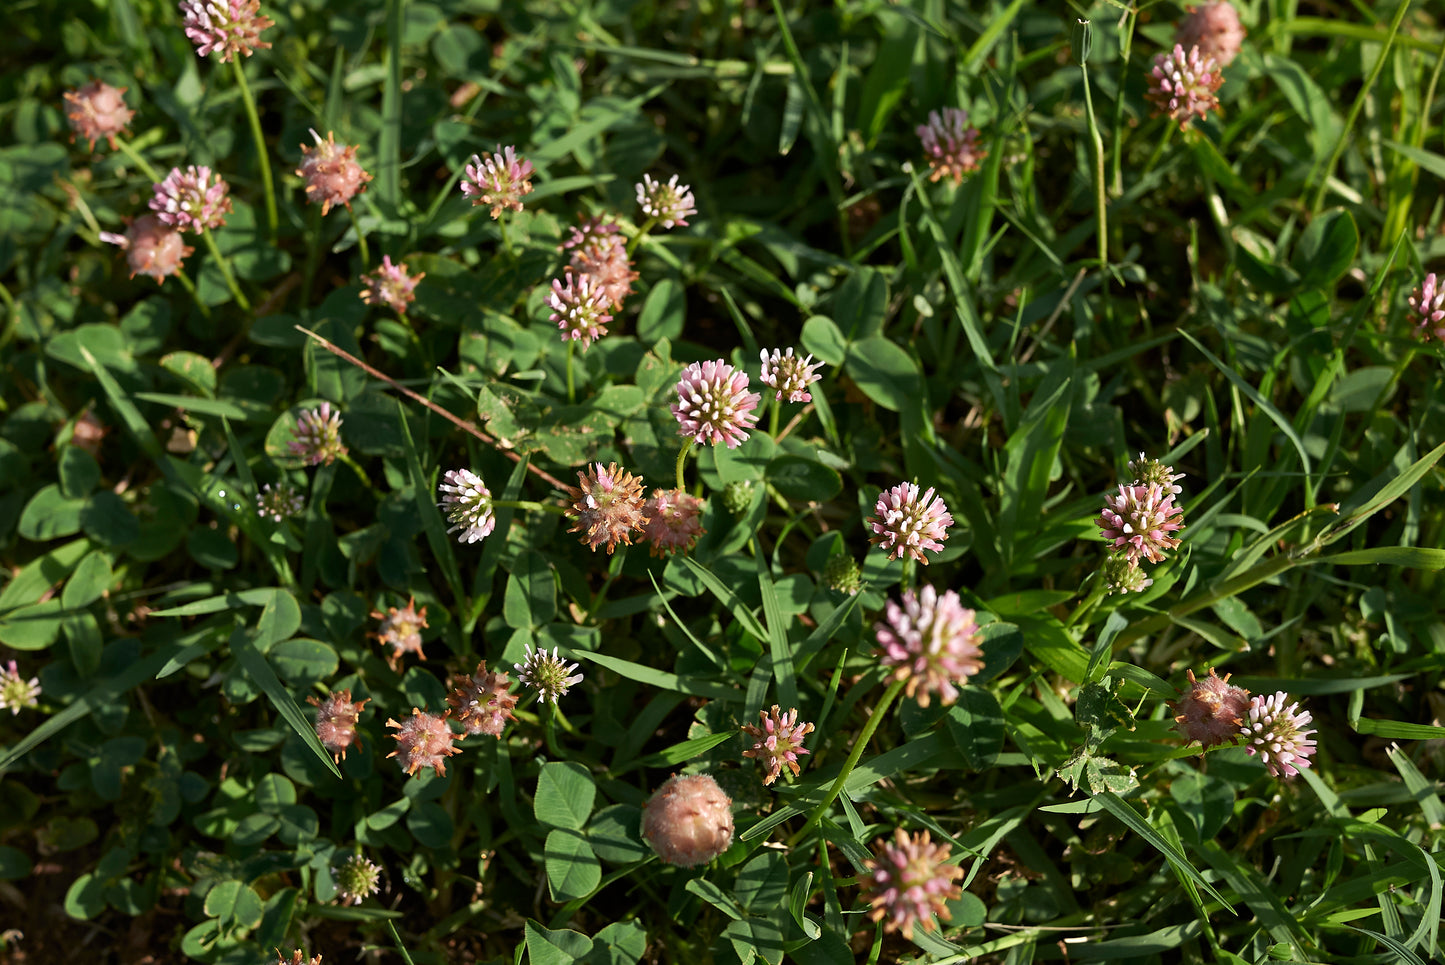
1176, 2, 1246, 68
1409, 272, 1445, 343
256, 482, 305, 521
563, 462, 649, 554
875, 586, 983, 707
636, 173, 697, 229
150, 165, 232, 232
1127, 452, 1186, 497
1173, 668, 1251, 749
741, 705, 814, 785
1096, 483, 1185, 565
563, 216, 636, 310
0, 662, 41, 716
306, 689, 370, 762
515, 646, 584, 704
276, 952, 321, 965
438, 469, 495, 544
446, 661, 518, 738
1241, 691, 1317, 779
562, 214, 623, 257
333, 855, 382, 906
180, 0, 274, 61
99, 214, 193, 284
863, 829, 963, 939
824, 553, 862, 594
641, 774, 734, 867
671, 359, 761, 449
289, 402, 347, 466
371, 597, 429, 670
916, 107, 986, 185
64, 81, 134, 150
296, 129, 371, 215
866, 482, 954, 564
1101, 554, 1154, 595
550, 269, 612, 348
1146, 44, 1224, 130
360, 255, 424, 316
640, 488, 706, 557
460, 145, 535, 218
386, 708, 460, 778
759, 347, 823, 403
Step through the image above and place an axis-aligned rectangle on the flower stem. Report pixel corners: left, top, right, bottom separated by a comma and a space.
231, 57, 278, 237
337, 452, 373, 490
299, 205, 323, 310
566, 340, 576, 404
112, 135, 161, 185
626, 216, 656, 259
200, 227, 251, 311
1142, 122, 1175, 177
675, 438, 695, 491
348, 203, 370, 269
768, 397, 781, 437
498, 215, 513, 259
787, 676, 907, 847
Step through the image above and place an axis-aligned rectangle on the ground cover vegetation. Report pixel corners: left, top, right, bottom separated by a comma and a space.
2, 0, 1444, 962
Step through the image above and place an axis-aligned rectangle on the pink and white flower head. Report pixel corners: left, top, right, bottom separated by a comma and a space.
636, 173, 697, 229
385, 708, 460, 778
1409, 272, 1445, 343
759, 348, 823, 403
256, 481, 305, 521
0, 661, 41, 715
641, 774, 734, 867
563, 215, 636, 310
549, 269, 612, 348
1096, 483, 1185, 565
296, 129, 372, 215
875, 585, 984, 707
1146, 44, 1224, 130
371, 597, 429, 670
179, 0, 274, 62
99, 214, 193, 284
306, 688, 370, 762
1176, 2, 1247, 68
438, 469, 495, 544
640, 488, 706, 557
514, 645, 584, 704
460, 145, 535, 218
741, 705, 814, 785
866, 482, 953, 564
1127, 452, 1186, 497
63, 81, 134, 151
863, 828, 964, 939
360, 255, 424, 316
289, 402, 347, 466
1173, 668, 1251, 750
149, 165, 232, 233
333, 855, 382, 906
671, 360, 761, 449
1241, 691, 1317, 778
562, 462, 649, 554
447, 661, 518, 738
916, 107, 986, 185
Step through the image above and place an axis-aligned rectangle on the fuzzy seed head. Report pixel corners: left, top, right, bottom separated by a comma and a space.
639, 488, 706, 557
1409, 272, 1445, 343
333, 855, 382, 905
721, 480, 754, 515
549, 269, 612, 348
150, 165, 232, 233
386, 708, 460, 778
916, 107, 986, 185
1176, 2, 1246, 68
99, 214, 193, 284
759, 347, 823, 403
256, 482, 305, 521
514, 646, 584, 704
306, 689, 369, 762
181, 0, 274, 61
359, 254, 423, 316
371, 598, 429, 670
439, 469, 495, 544
876, 586, 984, 707
288, 402, 347, 466
563, 462, 649, 554
0, 661, 41, 716
1146, 44, 1224, 130
867, 482, 954, 564
64, 81, 134, 150
1173, 668, 1251, 749
297, 129, 371, 216
641, 774, 734, 867
741, 705, 814, 785
671, 359, 762, 449
863, 829, 963, 939
1096, 483, 1185, 565
446, 661, 518, 738
460, 145, 535, 218
1241, 691, 1317, 779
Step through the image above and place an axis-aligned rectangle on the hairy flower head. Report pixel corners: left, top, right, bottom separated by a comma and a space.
64, 81, 133, 150
671, 360, 761, 449
306, 689, 370, 763
875, 586, 984, 707
741, 705, 814, 785
916, 107, 986, 184
562, 462, 649, 554
447, 661, 517, 738
1146, 44, 1223, 130
180, 0, 274, 61
1176, 2, 1246, 68
150, 165, 232, 232
1241, 691, 1317, 779
297, 129, 371, 215
439, 469, 495, 544
866, 482, 953, 564
1173, 668, 1251, 750
386, 708, 460, 778
460, 146, 535, 218
863, 829, 963, 939
640, 488, 706, 557
641, 774, 734, 867
360, 255, 423, 316
99, 214, 193, 284
371, 597, 429, 670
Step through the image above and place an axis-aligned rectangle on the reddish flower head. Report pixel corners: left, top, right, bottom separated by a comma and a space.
1173, 668, 1251, 749
297, 129, 371, 215
1146, 44, 1224, 130
563, 462, 649, 554
1096, 483, 1185, 565
360, 255, 424, 316
371, 597, 429, 670
306, 689, 370, 762
875, 585, 984, 707
64, 81, 134, 150
641, 774, 734, 867
866, 482, 953, 564
150, 165, 232, 233
386, 708, 460, 778
562, 215, 636, 310
1241, 692, 1317, 779
759, 347, 823, 403
460, 145, 535, 218
863, 829, 963, 939
741, 705, 814, 785
447, 661, 518, 738
639, 488, 706, 557
916, 107, 986, 185
180, 0, 274, 62
289, 402, 347, 466
99, 214, 193, 284
671, 360, 762, 449
1409, 272, 1445, 343
549, 269, 612, 348
1176, 2, 1246, 68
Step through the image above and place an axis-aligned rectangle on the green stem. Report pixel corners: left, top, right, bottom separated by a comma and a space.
1142, 123, 1175, 177
337, 452, 373, 490
231, 57, 278, 237
498, 214, 514, 259
626, 216, 656, 259
768, 397, 781, 437
299, 205, 323, 310
1109, 10, 1138, 197
787, 676, 907, 847
200, 227, 251, 311
348, 203, 370, 269
112, 135, 161, 184
675, 438, 695, 491
566, 340, 576, 404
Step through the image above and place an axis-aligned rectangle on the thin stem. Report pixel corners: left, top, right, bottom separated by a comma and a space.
675, 438, 695, 491
498, 215, 514, 259
337, 452, 373, 490
232, 57, 278, 237
348, 203, 370, 269
626, 216, 656, 259
566, 340, 576, 403
768, 397, 781, 437
112, 135, 161, 184
1142, 122, 1175, 176
1080, 58, 1107, 273
1109, 10, 1138, 197
200, 227, 252, 311
298, 205, 323, 310
787, 676, 907, 847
